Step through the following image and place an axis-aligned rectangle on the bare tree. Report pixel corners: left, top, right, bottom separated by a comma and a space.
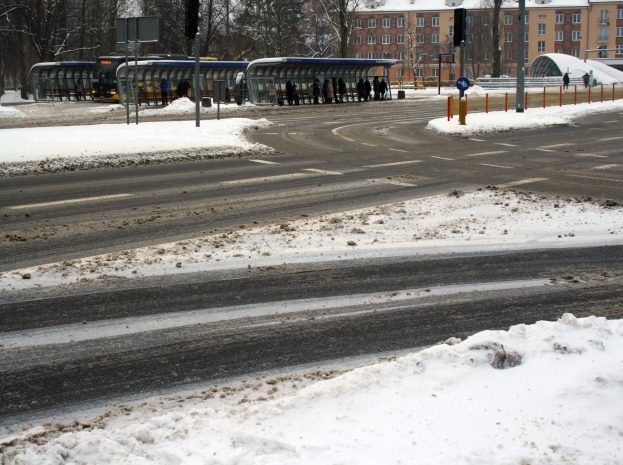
301, 0, 334, 57
318, 0, 359, 58
403, 18, 425, 85
478, 0, 502, 77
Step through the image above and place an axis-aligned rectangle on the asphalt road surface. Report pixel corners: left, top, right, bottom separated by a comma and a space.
1, 99, 622, 424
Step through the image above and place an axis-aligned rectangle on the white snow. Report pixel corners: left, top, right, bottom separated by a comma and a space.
3, 314, 622, 465
1, 96, 622, 464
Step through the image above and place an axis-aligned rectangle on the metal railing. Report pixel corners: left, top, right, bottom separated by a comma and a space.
475, 76, 585, 89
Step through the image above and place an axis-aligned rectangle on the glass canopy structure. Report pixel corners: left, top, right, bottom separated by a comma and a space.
30, 61, 95, 101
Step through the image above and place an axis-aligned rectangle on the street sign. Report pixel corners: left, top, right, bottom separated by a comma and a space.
456, 76, 470, 91
439, 53, 455, 64
116, 16, 159, 43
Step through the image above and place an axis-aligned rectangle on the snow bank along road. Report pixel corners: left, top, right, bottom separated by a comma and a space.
1, 100, 623, 421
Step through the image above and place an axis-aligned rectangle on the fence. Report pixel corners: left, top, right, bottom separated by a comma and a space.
474, 76, 585, 89
446, 83, 623, 120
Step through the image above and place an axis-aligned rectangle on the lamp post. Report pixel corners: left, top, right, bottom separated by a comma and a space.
516, 0, 525, 112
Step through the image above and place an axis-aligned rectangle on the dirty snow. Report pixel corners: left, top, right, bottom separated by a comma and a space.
2, 314, 622, 465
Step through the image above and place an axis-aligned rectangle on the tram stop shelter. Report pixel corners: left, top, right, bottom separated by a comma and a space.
116, 60, 249, 105
30, 61, 95, 101
245, 57, 397, 105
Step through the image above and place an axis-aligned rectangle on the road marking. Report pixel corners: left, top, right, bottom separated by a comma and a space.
494, 142, 518, 147
479, 163, 513, 169
287, 132, 312, 135
574, 153, 608, 158
221, 173, 309, 185
534, 148, 555, 153
469, 138, 486, 142
430, 155, 455, 161
499, 177, 549, 187
361, 142, 377, 147
262, 132, 279, 135
8, 194, 131, 210
303, 168, 343, 175
598, 136, 623, 142
604, 120, 618, 123
594, 164, 621, 170
566, 174, 623, 183
540, 143, 573, 149
368, 178, 417, 187
465, 150, 507, 157
388, 148, 408, 153
249, 159, 279, 165
363, 160, 423, 168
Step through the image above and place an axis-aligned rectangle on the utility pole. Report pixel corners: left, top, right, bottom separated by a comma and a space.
516, 0, 525, 112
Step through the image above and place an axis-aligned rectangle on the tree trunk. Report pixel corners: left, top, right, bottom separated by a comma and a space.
491, 0, 502, 77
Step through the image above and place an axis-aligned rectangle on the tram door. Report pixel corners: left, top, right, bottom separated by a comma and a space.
249, 77, 277, 105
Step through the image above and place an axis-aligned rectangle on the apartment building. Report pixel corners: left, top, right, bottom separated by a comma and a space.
352, 0, 623, 83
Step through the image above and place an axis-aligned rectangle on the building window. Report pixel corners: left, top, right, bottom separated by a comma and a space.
599, 10, 609, 24
382, 34, 390, 44
416, 16, 424, 27
467, 32, 473, 44
353, 18, 361, 28
618, 27, 623, 38
355, 35, 362, 45
572, 13, 581, 24
431, 33, 439, 43
431, 68, 439, 78
416, 34, 424, 44
505, 49, 513, 60
382, 17, 391, 28
383, 52, 392, 59
367, 51, 375, 59
571, 48, 579, 57
432, 16, 440, 27
397, 68, 404, 79
504, 15, 512, 25
571, 31, 581, 41
397, 16, 405, 27
525, 32, 529, 42
466, 16, 474, 26
599, 27, 609, 41
537, 40, 546, 53
618, 9, 623, 20
555, 31, 563, 41
555, 13, 564, 24
368, 35, 376, 44
397, 51, 404, 60
397, 34, 404, 44
616, 44, 623, 55
505, 32, 513, 42
449, 25, 454, 37
525, 13, 529, 24
414, 68, 422, 77
368, 17, 376, 28
538, 24, 546, 35
524, 50, 529, 60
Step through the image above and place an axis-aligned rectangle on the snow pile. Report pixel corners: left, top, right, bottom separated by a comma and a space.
139, 97, 256, 117
2, 189, 621, 291
0, 118, 273, 176
428, 99, 623, 135
2, 314, 622, 465
0, 106, 25, 119
88, 104, 125, 114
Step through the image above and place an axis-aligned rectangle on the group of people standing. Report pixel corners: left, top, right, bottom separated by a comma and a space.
285, 76, 389, 106
562, 71, 593, 90
159, 77, 191, 106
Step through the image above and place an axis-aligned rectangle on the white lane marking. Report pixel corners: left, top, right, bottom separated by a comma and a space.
598, 136, 623, 142
465, 150, 507, 157
566, 174, 623, 183
494, 142, 518, 147
604, 120, 618, 124
249, 159, 279, 165
469, 138, 486, 142
574, 153, 608, 158
262, 132, 279, 135
221, 173, 309, 185
430, 156, 455, 161
302, 168, 343, 175
0, 279, 550, 349
594, 164, 621, 170
388, 148, 408, 153
8, 194, 131, 210
363, 160, 423, 168
361, 142, 377, 147
367, 178, 417, 187
331, 123, 359, 143
534, 148, 555, 153
287, 132, 312, 135
540, 143, 573, 149
499, 177, 549, 187
479, 163, 514, 169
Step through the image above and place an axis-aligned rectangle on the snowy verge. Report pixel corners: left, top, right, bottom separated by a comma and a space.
0, 118, 273, 176
2, 314, 622, 465
427, 99, 623, 135
2, 188, 621, 292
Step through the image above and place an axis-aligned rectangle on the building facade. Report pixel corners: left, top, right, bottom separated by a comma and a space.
352, 0, 623, 84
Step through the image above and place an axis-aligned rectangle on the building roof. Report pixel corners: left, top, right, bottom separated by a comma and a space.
357, 0, 592, 13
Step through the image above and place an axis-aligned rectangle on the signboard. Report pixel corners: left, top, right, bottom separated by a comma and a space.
456, 76, 470, 91
116, 16, 159, 43
439, 53, 455, 64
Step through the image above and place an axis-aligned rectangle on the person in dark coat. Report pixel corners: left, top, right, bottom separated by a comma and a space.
357, 78, 365, 102
372, 76, 380, 101
562, 72, 570, 89
160, 77, 169, 105
286, 80, 294, 105
338, 77, 347, 103
312, 79, 320, 104
582, 72, 590, 88
379, 78, 388, 100
364, 79, 372, 101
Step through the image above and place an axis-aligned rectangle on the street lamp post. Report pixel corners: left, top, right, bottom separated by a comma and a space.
516, 0, 526, 112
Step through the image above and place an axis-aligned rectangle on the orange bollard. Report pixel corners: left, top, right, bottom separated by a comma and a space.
574, 85, 577, 105
525, 92, 529, 110
559, 86, 562, 106
588, 86, 591, 103
601, 84, 604, 102
447, 96, 452, 121
543, 87, 546, 108
485, 93, 489, 113
613, 83, 616, 101
505, 93, 508, 112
